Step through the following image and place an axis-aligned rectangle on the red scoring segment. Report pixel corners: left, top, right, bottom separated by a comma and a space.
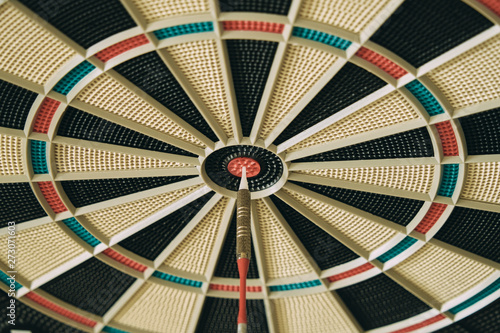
32, 97, 60, 134
24, 292, 97, 327
228, 157, 261, 178
102, 248, 148, 272
94, 34, 149, 62
434, 121, 459, 156
389, 314, 446, 333
327, 262, 375, 282
478, 0, 500, 17
414, 203, 447, 234
223, 21, 285, 34
355, 47, 408, 79
37, 181, 67, 214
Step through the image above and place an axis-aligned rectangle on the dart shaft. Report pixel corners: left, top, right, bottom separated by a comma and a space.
237, 257, 249, 326
237, 188, 251, 326
237, 167, 251, 328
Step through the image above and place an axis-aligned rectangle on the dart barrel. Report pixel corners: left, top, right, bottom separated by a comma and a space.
236, 188, 251, 260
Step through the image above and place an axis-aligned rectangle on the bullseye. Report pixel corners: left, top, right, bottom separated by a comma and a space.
228, 157, 261, 178
203, 145, 284, 194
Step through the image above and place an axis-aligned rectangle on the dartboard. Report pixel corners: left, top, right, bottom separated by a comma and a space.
0, 0, 499, 332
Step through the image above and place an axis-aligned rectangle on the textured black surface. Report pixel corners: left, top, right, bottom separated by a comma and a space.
58, 107, 196, 156
205, 145, 283, 192
270, 195, 358, 270
457, 298, 500, 332
294, 127, 434, 162
435, 299, 500, 333
435, 325, 470, 333
291, 182, 425, 227
0, 291, 85, 333
118, 192, 214, 260
219, 0, 291, 15
226, 40, 278, 136
459, 107, 500, 155
18, 0, 136, 49
274, 63, 386, 145
40, 258, 135, 316
113, 52, 218, 142
60, 176, 195, 207
370, 0, 493, 68
196, 297, 269, 333
434, 207, 500, 263
336, 274, 431, 330
214, 212, 259, 278
0, 183, 46, 227
0, 79, 38, 130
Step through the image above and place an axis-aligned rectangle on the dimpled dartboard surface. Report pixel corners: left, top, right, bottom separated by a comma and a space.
0, 0, 499, 332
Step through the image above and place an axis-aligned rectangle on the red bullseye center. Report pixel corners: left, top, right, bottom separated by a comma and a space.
228, 157, 261, 177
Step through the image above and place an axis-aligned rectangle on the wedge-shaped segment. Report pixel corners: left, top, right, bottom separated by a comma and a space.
272, 292, 360, 332
112, 281, 200, 332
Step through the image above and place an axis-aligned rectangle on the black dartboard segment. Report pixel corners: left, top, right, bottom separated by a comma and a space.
57, 107, 196, 157
291, 182, 425, 227
60, 176, 195, 208
370, 0, 493, 68
0, 292, 85, 333
458, 298, 500, 332
434, 207, 500, 263
435, 299, 500, 333
0, 183, 46, 227
219, 0, 292, 15
18, 0, 136, 49
226, 40, 278, 136
113, 52, 218, 142
336, 274, 431, 330
39, 258, 135, 316
294, 127, 434, 162
118, 192, 215, 261
0, 79, 38, 130
435, 325, 470, 333
459, 107, 500, 155
274, 62, 387, 145
214, 212, 259, 279
196, 297, 269, 333
270, 195, 358, 270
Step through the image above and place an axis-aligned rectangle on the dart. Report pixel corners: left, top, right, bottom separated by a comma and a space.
236, 166, 251, 333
